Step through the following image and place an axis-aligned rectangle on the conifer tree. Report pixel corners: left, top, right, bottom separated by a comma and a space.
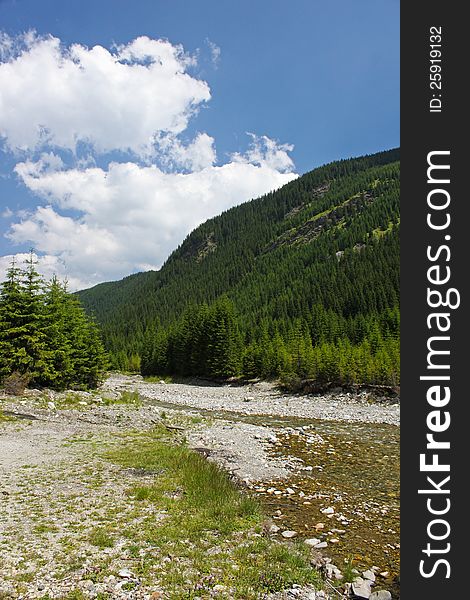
0, 257, 108, 390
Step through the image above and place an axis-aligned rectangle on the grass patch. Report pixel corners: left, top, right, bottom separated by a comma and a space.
33, 523, 59, 534
235, 538, 320, 593
143, 375, 173, 383
88, 527, 114, 548
0, 410, 16, 423
102, 426, 321, 598
107, 427, 260, 537
102, 389, 141, 407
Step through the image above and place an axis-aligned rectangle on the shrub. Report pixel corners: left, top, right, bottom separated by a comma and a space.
2, 371, 30, 396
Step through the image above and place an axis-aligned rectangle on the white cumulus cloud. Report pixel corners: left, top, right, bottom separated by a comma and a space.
11, 148, 297, 289
0, 32, 210, 156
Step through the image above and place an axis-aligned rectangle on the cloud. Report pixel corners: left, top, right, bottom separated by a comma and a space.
232, 134, 295, 172
0, 32, 211, 156
206, 39, 221, 68
11, 144, 297, 289
0, 33, 297, 290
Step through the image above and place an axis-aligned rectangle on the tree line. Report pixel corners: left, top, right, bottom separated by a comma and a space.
141, 297, 399, 386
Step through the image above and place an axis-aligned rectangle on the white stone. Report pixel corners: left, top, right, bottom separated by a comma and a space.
304, 538, 321, 547
118, 568, 134, 579
281, 530, 297, 538
370, 592, 392, 600
352, 577, 372, 598
363, 569, 376, 582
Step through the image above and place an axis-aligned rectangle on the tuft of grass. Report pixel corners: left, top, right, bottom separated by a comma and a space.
143, 375, 173, 383
235, 539, 320, 593
0, 410, 16, 423
341, 556, 359, 583
88, 527, 114, 549
56, 393, 88, 409
102, 389, 141, 407
107, 427, 260, 537
33, 523, 59, 534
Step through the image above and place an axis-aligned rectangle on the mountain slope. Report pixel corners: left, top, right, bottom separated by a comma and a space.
78, 148, 400, 381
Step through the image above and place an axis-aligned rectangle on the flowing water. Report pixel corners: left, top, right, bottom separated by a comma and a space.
257, 420, 400, 597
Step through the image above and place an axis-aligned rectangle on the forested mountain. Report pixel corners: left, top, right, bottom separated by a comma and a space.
78, 149, 400, 385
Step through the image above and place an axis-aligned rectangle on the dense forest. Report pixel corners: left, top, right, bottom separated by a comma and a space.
0, 254, 108, 390
79, 148, 400, 385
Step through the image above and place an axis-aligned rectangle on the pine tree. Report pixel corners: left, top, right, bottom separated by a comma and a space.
0, 258, 108, 390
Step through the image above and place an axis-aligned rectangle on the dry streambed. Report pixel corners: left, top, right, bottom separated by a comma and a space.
0, 376, 399, 600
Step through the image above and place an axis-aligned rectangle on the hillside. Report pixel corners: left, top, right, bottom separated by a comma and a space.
78, 148, 400, 384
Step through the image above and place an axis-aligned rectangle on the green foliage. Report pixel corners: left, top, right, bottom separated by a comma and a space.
79, 149, 400, 384
0, 254, 108, 390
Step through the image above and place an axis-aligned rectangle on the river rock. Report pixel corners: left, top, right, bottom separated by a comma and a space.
363, 569, 376, 582
304, 537, 321, 547
352, 576, 372, 598
118, 568, 134, 578
325, 563, 343, 580
281, 530, 297, 538
314, 541, 328, 549
369, 592, 392, 600
321, 506, 334, 515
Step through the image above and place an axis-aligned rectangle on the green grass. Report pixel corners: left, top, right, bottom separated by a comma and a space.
102, 389, 142, 407
102, 426, 321, 598
88, 527, 114, 549
143, 375, 173, 383
107, 426, 259, 536
0, 410, 16, 423
49, 389, 142, 410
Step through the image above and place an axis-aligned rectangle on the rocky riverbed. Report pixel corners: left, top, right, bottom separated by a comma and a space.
102, 374, 399, 426
0, 375, 399, 599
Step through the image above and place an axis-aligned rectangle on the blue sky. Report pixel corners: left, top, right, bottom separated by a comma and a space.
0, 0, 399, 289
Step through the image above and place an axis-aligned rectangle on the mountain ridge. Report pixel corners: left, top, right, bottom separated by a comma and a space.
78, 148, 400, 382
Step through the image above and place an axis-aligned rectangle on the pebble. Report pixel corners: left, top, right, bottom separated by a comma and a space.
281, 530, 297, 538
321, 507, 334, 515
379, 571, 389, 578
314, 541, 328, 549
304, 538, 321, 547
118, 568, 134, 578
363, 568, 376, 582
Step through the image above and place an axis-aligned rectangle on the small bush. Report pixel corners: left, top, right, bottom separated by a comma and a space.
2, 371, 30, 395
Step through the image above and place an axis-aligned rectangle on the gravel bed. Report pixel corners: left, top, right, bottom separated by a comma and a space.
103, 374, 400, 426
